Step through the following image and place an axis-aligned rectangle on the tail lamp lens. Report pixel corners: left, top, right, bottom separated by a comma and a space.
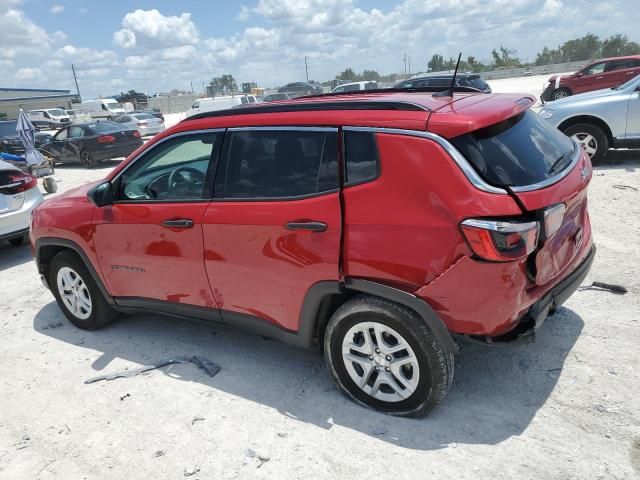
460, 219, 539, 262
97, 135, 116, 143
543, 203, 566, 239
132, 131, 141, 138
0, 172, 37, 194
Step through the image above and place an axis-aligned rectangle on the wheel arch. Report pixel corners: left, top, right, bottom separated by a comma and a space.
301, 278, 458, 353
558, 115, 613, 143
35, 237, 115, 305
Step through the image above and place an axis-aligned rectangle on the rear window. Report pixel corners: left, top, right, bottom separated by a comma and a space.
88, 122, 122, 134
132, 113, 154, 120
450, 111, 575, 187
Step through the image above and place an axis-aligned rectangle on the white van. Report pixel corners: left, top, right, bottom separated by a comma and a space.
186, 95, 250, 117
81, 99, 127, 120
27, 108, 72, 129
331, 81, 379, 93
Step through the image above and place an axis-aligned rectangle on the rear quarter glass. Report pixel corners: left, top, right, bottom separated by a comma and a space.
450, 110, 575, 188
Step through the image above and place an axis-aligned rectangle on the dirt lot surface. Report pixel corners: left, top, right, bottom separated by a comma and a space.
1, 134, 639, 478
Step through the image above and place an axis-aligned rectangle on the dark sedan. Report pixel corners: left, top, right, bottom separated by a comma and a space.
277, 82, 323, 97
132, 108, 164, 121
40, 121, 143, 168
0, 120, 51, 156
395, 73, 492, 93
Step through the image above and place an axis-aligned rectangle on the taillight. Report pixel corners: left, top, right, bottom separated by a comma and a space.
97, 135, 116, 143
132, 131, 141, 138
0, 172, 37, 195
460, 218, 539, 262
542, 203, 566, 239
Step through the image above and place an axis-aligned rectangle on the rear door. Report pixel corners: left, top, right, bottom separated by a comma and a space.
451, 110, 593, 286
202, 127, 341, 332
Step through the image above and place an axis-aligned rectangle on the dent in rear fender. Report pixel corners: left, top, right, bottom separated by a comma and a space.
414, 256, 530, 337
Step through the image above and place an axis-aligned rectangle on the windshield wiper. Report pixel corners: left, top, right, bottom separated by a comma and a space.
549, 150, 572, 175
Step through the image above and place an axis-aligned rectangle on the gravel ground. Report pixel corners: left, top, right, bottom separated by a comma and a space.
0, 127, 639, 479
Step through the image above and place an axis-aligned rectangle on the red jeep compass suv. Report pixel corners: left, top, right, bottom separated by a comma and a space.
31, 90, 594, 417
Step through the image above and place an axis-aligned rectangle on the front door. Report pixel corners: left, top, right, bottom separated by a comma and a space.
573, 61, 608, 93
43, 127, 78, 163
626, 87, 640, 140
202, 127, 342, 332
93, 131, 224, 308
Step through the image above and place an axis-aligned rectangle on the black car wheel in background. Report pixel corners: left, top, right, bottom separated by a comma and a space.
0, 120, 51, 156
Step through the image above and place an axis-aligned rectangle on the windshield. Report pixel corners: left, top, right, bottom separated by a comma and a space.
451, 110, 576, 187
47, 109, 66, 116
105, 102, 124, 112
0, 121, 18, 137
467, 77, 489, 90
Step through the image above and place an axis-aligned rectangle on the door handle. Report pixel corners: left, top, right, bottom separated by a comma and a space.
596, 76, 604, 79
162, 218, 194, 228
285, 220, 327, 232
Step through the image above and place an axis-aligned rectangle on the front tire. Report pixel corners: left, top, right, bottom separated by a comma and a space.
43, 176, 57, 193
563, 123, 608, 164
48, 250, 117, 330
324, 295, 454, 417
552, 87, 571, 100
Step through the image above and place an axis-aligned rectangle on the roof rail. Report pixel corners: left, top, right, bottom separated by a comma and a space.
304, 86, 484, 99
182, 99, 429, 122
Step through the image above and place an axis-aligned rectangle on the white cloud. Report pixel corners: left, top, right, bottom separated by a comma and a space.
0, 3, 51, 59
51, 4, 64, 14
113, 9, 198, 49
16, 67, 42, 80
237, 5, 251, 21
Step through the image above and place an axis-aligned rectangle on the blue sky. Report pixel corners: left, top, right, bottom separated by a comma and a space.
2, 0, 639, 98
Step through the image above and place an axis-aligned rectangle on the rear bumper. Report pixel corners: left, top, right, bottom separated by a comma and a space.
0, 187, 43, 238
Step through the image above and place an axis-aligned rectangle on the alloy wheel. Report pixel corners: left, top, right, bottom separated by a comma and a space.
341, 321, 420, 402
571, 132, 598, 158
553, 90, 568, 100
56, 266, 92, 319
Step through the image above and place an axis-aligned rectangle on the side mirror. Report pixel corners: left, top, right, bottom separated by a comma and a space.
87, 181, 113, 207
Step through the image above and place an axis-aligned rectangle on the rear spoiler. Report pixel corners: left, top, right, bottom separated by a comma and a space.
427, 95, 536, 138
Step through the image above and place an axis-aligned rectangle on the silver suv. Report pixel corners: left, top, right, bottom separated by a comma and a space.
539, 74, 640, 162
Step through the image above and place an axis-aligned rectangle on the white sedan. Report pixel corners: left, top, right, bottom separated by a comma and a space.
113, 113, 165, 137
0, 160, 43, 246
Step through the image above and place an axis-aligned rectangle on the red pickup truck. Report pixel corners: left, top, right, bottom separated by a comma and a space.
541, 55, 640, 102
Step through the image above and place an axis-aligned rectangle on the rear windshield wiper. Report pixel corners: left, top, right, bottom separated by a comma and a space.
548, 150, 572, 175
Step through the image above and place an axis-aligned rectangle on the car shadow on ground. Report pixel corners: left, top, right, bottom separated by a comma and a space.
0, 243, 33, 270
601, 150, 640, 171
34, 301, 583, 450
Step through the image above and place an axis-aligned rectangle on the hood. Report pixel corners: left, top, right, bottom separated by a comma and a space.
42, 179, 101, 207
545, 86, 619, 106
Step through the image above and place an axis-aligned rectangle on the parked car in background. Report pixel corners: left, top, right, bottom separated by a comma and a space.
27, 109, 71, 129
524, 69, 533, 76
0, 120, 51, 155
539, 73, 640, 163
262, 93, 291, 102
40, 122, 142, 168
81, 99, 127, 120
132, 108, 164, 122
278, 82, 323, 97
541, 55, 640, 102
31, 90, 594, 417
65, 109, 92, 124
331, 81, 379, 93
1, 159, 43, 246
186, 96, 251, 117
113, 112, 165, 137
395, 73, 492, 93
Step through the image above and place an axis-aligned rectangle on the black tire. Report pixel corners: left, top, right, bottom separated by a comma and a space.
324, 295, 454, 417
48, 250, 117, 330
79, 150, 96, 169
552, 87, 571, 100
43, 177, 57, 194
9, 233, 28, 246
563, 123, 609, 164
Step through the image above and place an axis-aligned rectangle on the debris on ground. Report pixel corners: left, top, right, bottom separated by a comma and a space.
84, 356, 221, 384
184, 465, 200, 476
191, 416, 205, 425
277, 432, 287, 438
14, 434, 30, 450
154, 450, 165, 458
41, 322, 63, 330
245, 448, 270, 468
612, 184, 638, 191
579, 282, 628, 294
120, 393, 130, 401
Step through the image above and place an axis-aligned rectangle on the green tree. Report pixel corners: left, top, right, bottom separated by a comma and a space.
560, 33, 601, 61
361, 69, 381, 81
427, 54, 445, 71
492, 46, 520, 68
336, 68, 358, 81
601, 34, 640, 57
209, 74, 237, 94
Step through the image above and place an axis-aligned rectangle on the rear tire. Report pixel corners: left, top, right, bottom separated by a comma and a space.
48, 250, 117, 330
563, 123, 608, 164
552, 87, 571, 100
43, 177, 57, 193
324, 295, 454, 417
79, 150, 96, 169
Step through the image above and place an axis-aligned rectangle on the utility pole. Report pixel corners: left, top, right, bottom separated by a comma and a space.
190, 81, 194, 94
71, 64, 81, 102
403, 53, 407, 74
408, 56, 411, 75
305, 56, 309, 82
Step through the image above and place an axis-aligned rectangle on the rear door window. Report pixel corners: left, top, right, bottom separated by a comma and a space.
450, 111, 576, 187
343, 131, 380, 185
215, 128, 338, 199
